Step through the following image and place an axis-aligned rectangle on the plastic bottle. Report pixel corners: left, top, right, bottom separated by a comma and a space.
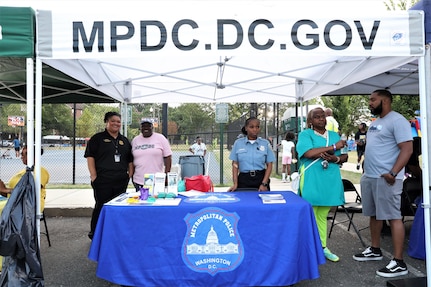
340, 134, 348, 154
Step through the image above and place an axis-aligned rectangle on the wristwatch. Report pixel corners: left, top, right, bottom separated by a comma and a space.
389, 171, 398, 177
261, 182, 269, 187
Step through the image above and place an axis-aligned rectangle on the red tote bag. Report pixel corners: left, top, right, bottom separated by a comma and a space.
185, 175, 214, 192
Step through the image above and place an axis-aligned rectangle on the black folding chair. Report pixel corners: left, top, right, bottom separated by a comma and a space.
40, 211, 51, 247
401, 176, 422, 218
328, 179, 365, 247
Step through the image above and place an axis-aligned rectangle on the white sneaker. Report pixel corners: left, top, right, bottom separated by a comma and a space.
286, 177, 291, 183
282, 179, 287, 183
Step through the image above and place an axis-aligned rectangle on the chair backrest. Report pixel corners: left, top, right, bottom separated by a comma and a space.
401, 176, 422, 216
342, 179, 361, 203
403, 177, 422, 202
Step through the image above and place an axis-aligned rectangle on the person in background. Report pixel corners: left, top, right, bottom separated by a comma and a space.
132, 118, 172, 190
0, 145, 49, 273
85, 111, 134, 240
228, 117, 275, 191
355, 123, 367, 170
13, 136, 20, 158
0, 145, 49, 210
325, 108, 340, 133
189, 136, 207, 157
296, 107, 348, 262
279, 132, 296, 183
353, 89, 412, 278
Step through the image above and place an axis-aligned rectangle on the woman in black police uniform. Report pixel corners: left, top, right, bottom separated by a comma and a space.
85, 111, 134, 239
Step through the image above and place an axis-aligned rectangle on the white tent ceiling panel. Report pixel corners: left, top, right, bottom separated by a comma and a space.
327, 60, 420, 95
42, 55, 418, 103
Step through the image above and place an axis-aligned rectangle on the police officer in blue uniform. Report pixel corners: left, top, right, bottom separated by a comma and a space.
228, 117, 275, 191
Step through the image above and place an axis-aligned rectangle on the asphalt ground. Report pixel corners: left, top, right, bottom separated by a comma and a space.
33, 162, 426, 286
40, 194, 427, 286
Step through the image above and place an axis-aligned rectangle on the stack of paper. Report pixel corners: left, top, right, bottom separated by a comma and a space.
259, 193, 286, 204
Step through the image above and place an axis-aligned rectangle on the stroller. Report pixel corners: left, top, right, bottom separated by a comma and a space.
0, 149, 12, 159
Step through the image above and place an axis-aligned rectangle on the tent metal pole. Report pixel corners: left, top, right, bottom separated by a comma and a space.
295, 80, 304, 132
35, 58, 43, 246
418, 44, 431, 286
26, 58, 34, 168
123, 82, 132, 137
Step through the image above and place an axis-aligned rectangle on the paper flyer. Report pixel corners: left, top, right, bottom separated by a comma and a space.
143, 173, 155, 196
153, 172, 166, 195
167, 172, 178, 195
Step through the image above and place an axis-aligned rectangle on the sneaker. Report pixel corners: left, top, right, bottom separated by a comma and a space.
323, 247, 339, 262
376, 259, 408, 278
356, 163, 360, 170
286, 177, 291, 183
353, 246, 383, 261
282, 179, 287, 183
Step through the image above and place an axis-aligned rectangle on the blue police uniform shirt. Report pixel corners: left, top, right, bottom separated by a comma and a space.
229, 137, 275, 173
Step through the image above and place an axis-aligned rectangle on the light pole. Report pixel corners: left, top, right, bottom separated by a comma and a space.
266, 109, 273, 140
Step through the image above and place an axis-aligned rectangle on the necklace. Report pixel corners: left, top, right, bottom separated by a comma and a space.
314, 129, 328, 139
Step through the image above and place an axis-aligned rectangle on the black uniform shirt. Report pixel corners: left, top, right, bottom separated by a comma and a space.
84, 129, 133, 180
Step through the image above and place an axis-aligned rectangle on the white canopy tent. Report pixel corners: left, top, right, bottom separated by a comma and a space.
35, 1, 423, 104
1, 0, 430, 284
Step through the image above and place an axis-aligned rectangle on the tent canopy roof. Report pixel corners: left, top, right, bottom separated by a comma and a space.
0, 57, 120, 103
0, 1, 427, 104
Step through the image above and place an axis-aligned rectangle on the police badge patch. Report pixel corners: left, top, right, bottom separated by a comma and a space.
182, 207, 244, 275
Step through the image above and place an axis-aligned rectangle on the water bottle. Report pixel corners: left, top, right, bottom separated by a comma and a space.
340, 134, 348, 154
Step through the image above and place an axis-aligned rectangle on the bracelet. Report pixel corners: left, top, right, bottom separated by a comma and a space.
335, 156, 340, 164
333, 144, 337, 151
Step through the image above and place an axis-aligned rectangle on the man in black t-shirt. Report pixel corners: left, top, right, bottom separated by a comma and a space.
354, 123, 367, 170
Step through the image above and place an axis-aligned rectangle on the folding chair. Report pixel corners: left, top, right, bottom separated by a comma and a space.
328, 179, 365, 247
40, 211, 51, 247
401, 176, 422, 218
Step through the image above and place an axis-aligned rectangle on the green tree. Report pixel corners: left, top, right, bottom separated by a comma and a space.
322, 95, 370, 136
42, 104, 74, 136
0, 104, 25, 138
384, 0, 418, 10
321, 93, 419, 137
169, 103, 214, 137
392, 95, 420, 120
77, 104, 120, 138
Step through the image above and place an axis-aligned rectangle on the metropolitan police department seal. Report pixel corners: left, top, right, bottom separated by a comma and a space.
182, 207, 244, 275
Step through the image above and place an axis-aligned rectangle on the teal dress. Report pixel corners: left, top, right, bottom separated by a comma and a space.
296, 129, 345, 207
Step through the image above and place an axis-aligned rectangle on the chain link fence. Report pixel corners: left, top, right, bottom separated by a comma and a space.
0, 126, 287, 187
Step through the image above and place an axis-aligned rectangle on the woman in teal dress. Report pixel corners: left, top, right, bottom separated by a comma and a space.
296, 107, 348, 262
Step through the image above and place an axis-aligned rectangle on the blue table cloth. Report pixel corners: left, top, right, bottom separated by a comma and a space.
88, 191, 325, 287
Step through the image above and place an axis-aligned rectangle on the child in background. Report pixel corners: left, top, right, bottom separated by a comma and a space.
279, 132, 296, 183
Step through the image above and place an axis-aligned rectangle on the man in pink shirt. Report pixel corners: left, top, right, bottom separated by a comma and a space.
131, 119, 172, 190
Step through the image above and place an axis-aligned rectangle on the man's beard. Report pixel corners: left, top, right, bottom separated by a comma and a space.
371, 101, 383, 115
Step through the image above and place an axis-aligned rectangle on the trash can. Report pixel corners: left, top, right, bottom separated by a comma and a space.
179, 155, 205, 179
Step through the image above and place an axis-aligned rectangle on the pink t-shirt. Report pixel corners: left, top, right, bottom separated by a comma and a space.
132, 133, 173, 185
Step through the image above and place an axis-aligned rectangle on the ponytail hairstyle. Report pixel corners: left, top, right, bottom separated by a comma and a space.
242, 117, 259, 135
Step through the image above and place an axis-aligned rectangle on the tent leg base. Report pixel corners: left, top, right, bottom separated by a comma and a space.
386, 276, 427, 287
